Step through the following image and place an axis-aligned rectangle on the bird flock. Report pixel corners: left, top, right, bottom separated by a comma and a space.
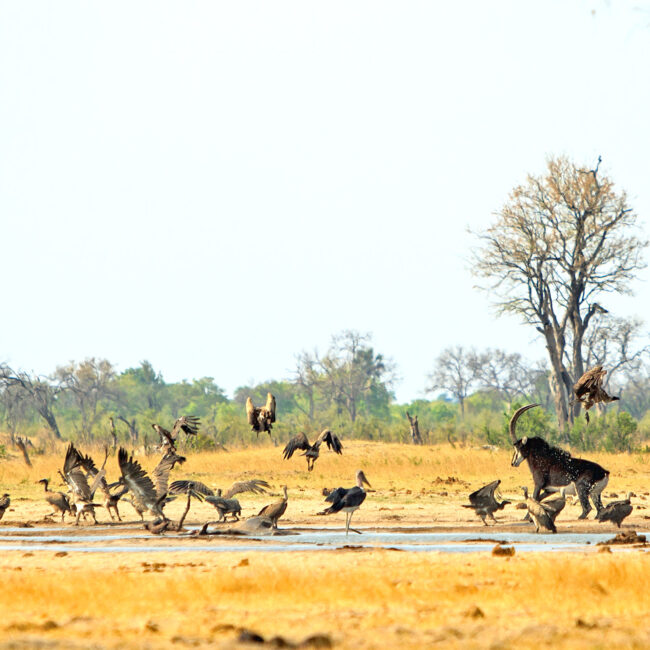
0, 368, 637, 535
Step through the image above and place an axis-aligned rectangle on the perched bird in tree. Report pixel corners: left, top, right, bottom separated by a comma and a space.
462, 480, 510, 526
0, 493, 10, 521
257, 486, 289, 529
572, 366, 620, 423
319, 470, 371, 535
282, 429, 343, 471
597, 493, 633, 528
246, 393, 276, 436
521, 486, 557, 534
152, 415, 200, 452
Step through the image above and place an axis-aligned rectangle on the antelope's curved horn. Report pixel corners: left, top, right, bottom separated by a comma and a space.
509, 403, 540, 444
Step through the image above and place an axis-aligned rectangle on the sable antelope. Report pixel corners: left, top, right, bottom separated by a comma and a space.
462, 480, 510, 525
0, 494, 10, 521
509, 404, 609, 519
61, 443, 106, 525
152, 415, 200, 452
37, 478, 71, 522
572, 366, 620, 422
169, 478, 270, 522
319, 470, 370, 535
257, 485, 288, 529
246, 393, 276, 436
117, 447, 184, 521
597, 493, 633, 528
282, 429, 343, 471
521, 486, 556, 533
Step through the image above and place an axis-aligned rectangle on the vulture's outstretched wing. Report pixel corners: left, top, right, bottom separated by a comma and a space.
264, 393, 276, 423
223, 479, 270, 499
283, 432, 311, 459
171, 415, 200, 438
63, 443, 94, 501
573, 366, 605, 398
152, 451, 186, 498
152, 423, 175, 448
468, 480, 500, 506
168, 479, 215, 498
246, 397, 258, 427
117, 447, 159, 513
318, 429, 343, 455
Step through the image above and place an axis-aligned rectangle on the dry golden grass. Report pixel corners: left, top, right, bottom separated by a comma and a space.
1, 549, 649, 648
1, 440, 650, 648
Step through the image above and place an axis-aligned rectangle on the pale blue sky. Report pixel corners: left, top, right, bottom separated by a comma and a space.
1, 1, 649, 402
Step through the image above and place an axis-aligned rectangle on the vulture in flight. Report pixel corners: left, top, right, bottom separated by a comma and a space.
61, 443, 106, 525
462, 479, 510, 525
572, 366, 619, 422
152, 415, 200, 452
246, 393, 276, 436
282, 429, 343, 471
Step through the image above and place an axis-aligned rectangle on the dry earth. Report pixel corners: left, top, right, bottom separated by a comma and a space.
1, 440, 650, 648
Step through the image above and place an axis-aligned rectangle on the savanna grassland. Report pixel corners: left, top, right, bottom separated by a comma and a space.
1, 440, 650, 649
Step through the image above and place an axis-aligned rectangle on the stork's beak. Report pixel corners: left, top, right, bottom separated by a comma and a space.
360, 472, 371, 487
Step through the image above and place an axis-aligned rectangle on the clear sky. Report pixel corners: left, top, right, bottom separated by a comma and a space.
1, 1, 649, 403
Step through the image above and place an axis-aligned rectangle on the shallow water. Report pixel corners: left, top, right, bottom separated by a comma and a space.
0, 528, 644, 554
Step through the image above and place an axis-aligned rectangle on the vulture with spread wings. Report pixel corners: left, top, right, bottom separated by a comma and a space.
462, 479, 510, 526
118, 447, 184, 521
283, 429, 343, 471
152, 415, 200, 451
246, 393, 276, 436
169, 478, 270, 522
572, 366, 620, 423
61, 443, 106, 525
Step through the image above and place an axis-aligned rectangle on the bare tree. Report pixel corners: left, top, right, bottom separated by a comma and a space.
294, 351, 320, 420
476, 349, 546, 407
427, 346, 480, 418
0, 365, 64, 439
473, 156, 647, 429
55, 358, 117, 440
318, 330, 396, 422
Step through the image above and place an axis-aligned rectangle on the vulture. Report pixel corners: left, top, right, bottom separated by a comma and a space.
61, 443, 106, 525
572, 366, 620, 423
0, 493, 10, 521
78, 446, 128, 522
169, 478, 270, 522
246, 393, 276, 436
118, 447, 184, 521
37, 479, 71, 522
282, 429, 343, 471
521, 486, 557, 534
462, 480, 510, 525
152, 415, 200, 452
319, 470, 371, 535
597, 494, 633, 528
257, 486, 289, 529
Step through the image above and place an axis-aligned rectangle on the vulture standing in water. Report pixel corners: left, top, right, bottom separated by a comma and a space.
152, 415, 200, 452
282, 429, 343, 471
246, 393, 276, 436
257, 485, 289, 529
462, 479, 510, 525
320, 470, 371, 535
597, 493, 633, 528
572, 366, 619, 423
